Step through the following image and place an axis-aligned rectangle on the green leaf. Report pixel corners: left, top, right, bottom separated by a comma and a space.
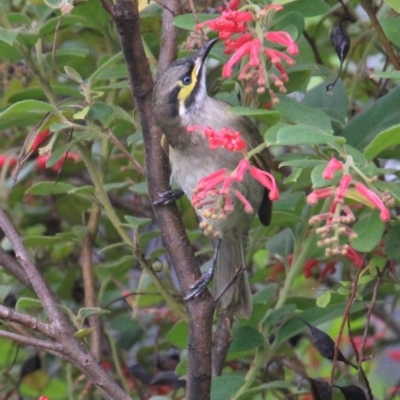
272, 11, 305, 39
39, 15, 87, 36
266, 228, 295, 257
383, 0, 400, 12
276, 125, 343, 146
0, 100, 58, 129
76, 307, 110, 321
88, 51, 124, 83
8, 85, 81, 103
229, 326, 264, 352
302, 80, 348, 132
311, 164, 340, 188
275, 95, 332, 130
88, 102, 114, 123
0, 27, 19, 45
350, 210, 385, 252
367, 256, 386, 275
385, 224, 400, 261
358, 274, 375, 285
252, 285, 278, 304
173, 14, 214, 30
73, 328, 95, 338
316, 291, 331, 308
370, 71, 400, 80
342, 84, 400, 150
16, 297, 43, 312
276, 301, 369, 346
25, 182, 76, 195
279, 159, 323, 168
211, 374, 245, 400
23, 236, 63, 247
64, 66, 83, 83
166, 320, 188, 348
280, 0, 330, 17
124, 215, 152, 230
364, 124, 400, 161
229, 106, 281, 124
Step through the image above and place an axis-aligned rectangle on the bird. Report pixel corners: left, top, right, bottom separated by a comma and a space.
152, 39, 272, 318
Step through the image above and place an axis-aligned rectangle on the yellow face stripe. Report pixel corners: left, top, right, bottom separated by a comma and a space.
177, 67, 198, 103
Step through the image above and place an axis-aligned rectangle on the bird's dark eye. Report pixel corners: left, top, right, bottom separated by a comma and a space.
182, 75, 192, 86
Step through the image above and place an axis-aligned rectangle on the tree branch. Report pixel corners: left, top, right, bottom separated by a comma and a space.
0, 209, 67, 330
0, 247, 31, 288
110, 0, 214, 398
0, 329, 62, 353
0, 209, 131, 400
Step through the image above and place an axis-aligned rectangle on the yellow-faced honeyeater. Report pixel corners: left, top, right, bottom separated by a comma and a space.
152, 39, 271, 318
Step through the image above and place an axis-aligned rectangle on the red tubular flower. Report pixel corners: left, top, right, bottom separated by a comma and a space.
322, 158, 343, 180
194, 169, 227, 193
249, 166, 279, 200
320, 262, 336, 280
303, 258, 319, 278
264, 48, 296, 65
28, 128, 50, 152
335, 173, 352, 202
307, 188, 335, 205
231, 159, 251, 181
345, 246, 364, 268
222, 40, 252, 77
0, 155, 17, 168
222, 10, 253, 22
36, 152, 79, 172
250, 38, 261, 66
265, 31, 299, 55
355, 182, 391, 222
233, 189, 254, 213
389, 350, 400, 362
263, 4, 284, 12
224, 33, 253, 54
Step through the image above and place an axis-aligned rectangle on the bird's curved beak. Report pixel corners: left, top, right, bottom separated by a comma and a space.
194, 38, 218, 76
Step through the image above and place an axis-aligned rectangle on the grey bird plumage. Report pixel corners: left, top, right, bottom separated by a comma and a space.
152, 40, 271, 317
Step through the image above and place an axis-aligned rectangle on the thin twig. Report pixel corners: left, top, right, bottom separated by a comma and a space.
330, 265, 362, 383
0, 304, 53, 337
0, 329, 62, 353
361, 0, 400, 70
81, 203, 102, 362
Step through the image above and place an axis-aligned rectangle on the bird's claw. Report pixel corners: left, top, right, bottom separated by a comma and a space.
153, 189, 184, 206
184, 271, 213, 300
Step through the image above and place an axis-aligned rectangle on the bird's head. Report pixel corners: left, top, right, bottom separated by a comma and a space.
152, 38, 218, 126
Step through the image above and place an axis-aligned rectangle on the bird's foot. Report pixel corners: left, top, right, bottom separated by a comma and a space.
153, 189, 184, 206
184, 270, 214, 300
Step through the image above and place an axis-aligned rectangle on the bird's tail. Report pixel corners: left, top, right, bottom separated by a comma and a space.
213, 236, 253, 318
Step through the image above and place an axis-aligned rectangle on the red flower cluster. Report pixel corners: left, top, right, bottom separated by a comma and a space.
309, 158, 391, 222
196, 3, 298, 98
187, 125, 246, 151
307, 157, 391, 263
192, 158, 278, 234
